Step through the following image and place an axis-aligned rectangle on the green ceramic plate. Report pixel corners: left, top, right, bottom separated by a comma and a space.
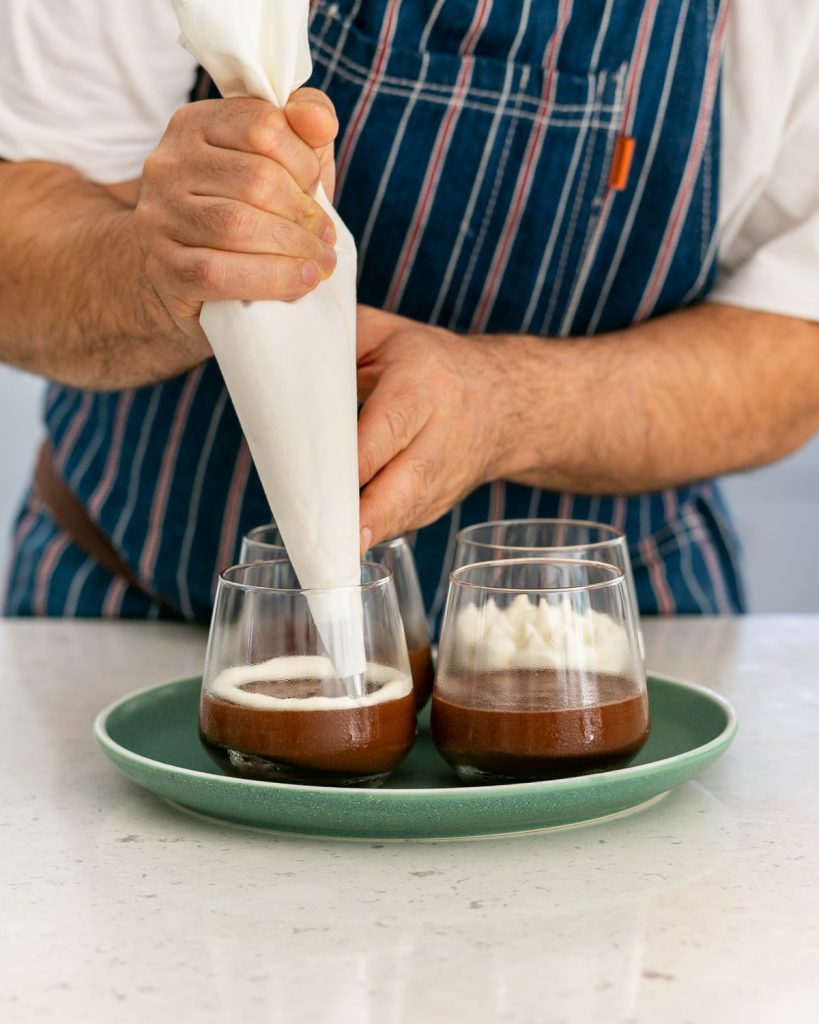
94, 674, 736, 840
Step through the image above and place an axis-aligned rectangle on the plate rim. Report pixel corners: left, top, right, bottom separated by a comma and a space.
93, 671, 738, 799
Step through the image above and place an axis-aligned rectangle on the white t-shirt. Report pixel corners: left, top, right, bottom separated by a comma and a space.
1, 0, 817, 324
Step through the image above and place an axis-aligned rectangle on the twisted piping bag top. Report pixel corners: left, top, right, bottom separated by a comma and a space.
172, 0, 367, 690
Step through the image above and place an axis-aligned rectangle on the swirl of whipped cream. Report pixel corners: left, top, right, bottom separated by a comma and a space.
451, 594, 633, 674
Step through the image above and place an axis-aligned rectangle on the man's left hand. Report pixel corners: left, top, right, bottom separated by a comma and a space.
356, 305, 516, 550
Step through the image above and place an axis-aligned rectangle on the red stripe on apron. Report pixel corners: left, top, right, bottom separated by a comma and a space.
55, 394, 93, 471
33, 535, 71, 615
215, 441, 253, 578
334, 0, 403, 197
553, 0, 660, 337
102, 576, 129, 618
633, 1, 728, 323
692, 482, 734, 613
470, 0, 574, 333
87, 392, 135, 518
640, 533, 674, 613
384, 0, 493, 312
139, 367, 203, 583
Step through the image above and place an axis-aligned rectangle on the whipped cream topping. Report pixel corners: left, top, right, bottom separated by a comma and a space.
450, 594, 633, 674
210, 656, 412, 711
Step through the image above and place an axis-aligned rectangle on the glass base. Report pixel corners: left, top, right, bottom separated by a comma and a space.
200, 736, 390, 788
449, 751, 644, 787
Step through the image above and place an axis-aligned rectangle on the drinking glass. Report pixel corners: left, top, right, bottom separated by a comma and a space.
242, 525, 433, 708
454, 519, 643, 659
431, 558, 649, 785
200, 559, 416, 787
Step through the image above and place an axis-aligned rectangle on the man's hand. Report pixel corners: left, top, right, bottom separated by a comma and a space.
134, 89, 339, 338
355, 303, 819, 551
356, 306, 517, 550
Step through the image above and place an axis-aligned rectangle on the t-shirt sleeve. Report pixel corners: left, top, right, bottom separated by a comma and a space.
0, 0, 199, 184
710, 7, 819, 323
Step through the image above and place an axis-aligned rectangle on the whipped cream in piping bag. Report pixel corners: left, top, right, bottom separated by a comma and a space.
171, 0, 366, 689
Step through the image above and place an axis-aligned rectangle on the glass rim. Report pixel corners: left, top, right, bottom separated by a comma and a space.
367, 535, 410, 552
242, 526, 410, 555
449, 557, 626, 594
219, 559, 393, 596
242, 524, 284, 552
456, 517, 626, 554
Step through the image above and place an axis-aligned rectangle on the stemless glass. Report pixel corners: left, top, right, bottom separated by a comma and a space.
241, 525, 433, 708
200, 560, 416, 788
454, 519, 643, 659
431, 558, 649, 786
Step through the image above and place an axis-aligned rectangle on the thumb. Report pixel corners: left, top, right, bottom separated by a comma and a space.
359, 457, 420, 552
284, 87, 338, 149
356, 305, 407, 359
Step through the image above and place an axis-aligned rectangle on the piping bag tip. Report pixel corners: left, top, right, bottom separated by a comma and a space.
341, 672, 367, 699
309, 589, 368, 697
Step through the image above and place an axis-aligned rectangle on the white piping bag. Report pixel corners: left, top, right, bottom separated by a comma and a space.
171, 0, 366, 692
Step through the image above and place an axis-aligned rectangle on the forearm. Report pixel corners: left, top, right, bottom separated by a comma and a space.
0, 160, 204, 390
495, 303, 819, 494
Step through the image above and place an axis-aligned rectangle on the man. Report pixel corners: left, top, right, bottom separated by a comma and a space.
1, 0, 818, 625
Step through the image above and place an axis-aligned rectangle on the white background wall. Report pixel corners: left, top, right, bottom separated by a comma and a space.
0, 363, 817, 612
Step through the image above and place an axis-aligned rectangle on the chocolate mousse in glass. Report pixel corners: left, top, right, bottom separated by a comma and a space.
200, 560, 416, 788
431, 558, 649, 785
242, 526, 433, 709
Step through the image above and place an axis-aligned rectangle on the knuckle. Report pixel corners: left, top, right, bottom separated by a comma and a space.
239, 159, 276, 206
166, 105, 192, 135
216, 203, 251, 242
132, 197, 151, 233
383, 402, 415, 446
195, 200, 251, 244
183, 252, 225, 293
358, 440, 379, 481
267, 217, 294, 253
297, 194, 326, 232
173, 100, 200, 122
247, 107, 286, 154
408, 456, 433, 495
273, 220, 320, 261
165, 103, 205, 144
141, 148, 172, 185
134, 197, 167, 247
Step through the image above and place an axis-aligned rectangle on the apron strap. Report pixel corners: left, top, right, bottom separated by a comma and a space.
33, 443, 177, 612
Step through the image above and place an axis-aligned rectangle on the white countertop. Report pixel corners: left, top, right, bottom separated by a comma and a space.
1, 616, 817, 1023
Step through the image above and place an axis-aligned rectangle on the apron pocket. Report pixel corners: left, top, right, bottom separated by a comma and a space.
310, 5, 626, 334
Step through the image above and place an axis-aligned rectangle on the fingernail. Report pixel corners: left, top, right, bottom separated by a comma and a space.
301, 261, 320, 286
322, 222, 336, 245
322, 245, 337, 276
360, 527, 373, 557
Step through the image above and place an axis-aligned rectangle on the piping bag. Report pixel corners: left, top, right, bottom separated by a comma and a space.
171, 0, 367, 695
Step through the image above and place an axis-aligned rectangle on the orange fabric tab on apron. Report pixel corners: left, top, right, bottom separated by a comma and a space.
609, 135, 636, 191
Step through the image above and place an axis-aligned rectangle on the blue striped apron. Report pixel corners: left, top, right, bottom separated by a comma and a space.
5, 0, 745, 630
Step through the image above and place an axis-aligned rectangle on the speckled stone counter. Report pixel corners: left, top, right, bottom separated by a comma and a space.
1, 617, 817, 1022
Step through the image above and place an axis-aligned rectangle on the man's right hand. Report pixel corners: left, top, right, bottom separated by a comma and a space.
134, 89, 339, 339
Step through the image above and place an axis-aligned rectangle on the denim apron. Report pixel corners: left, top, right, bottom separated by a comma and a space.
6, 0, 744, 629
